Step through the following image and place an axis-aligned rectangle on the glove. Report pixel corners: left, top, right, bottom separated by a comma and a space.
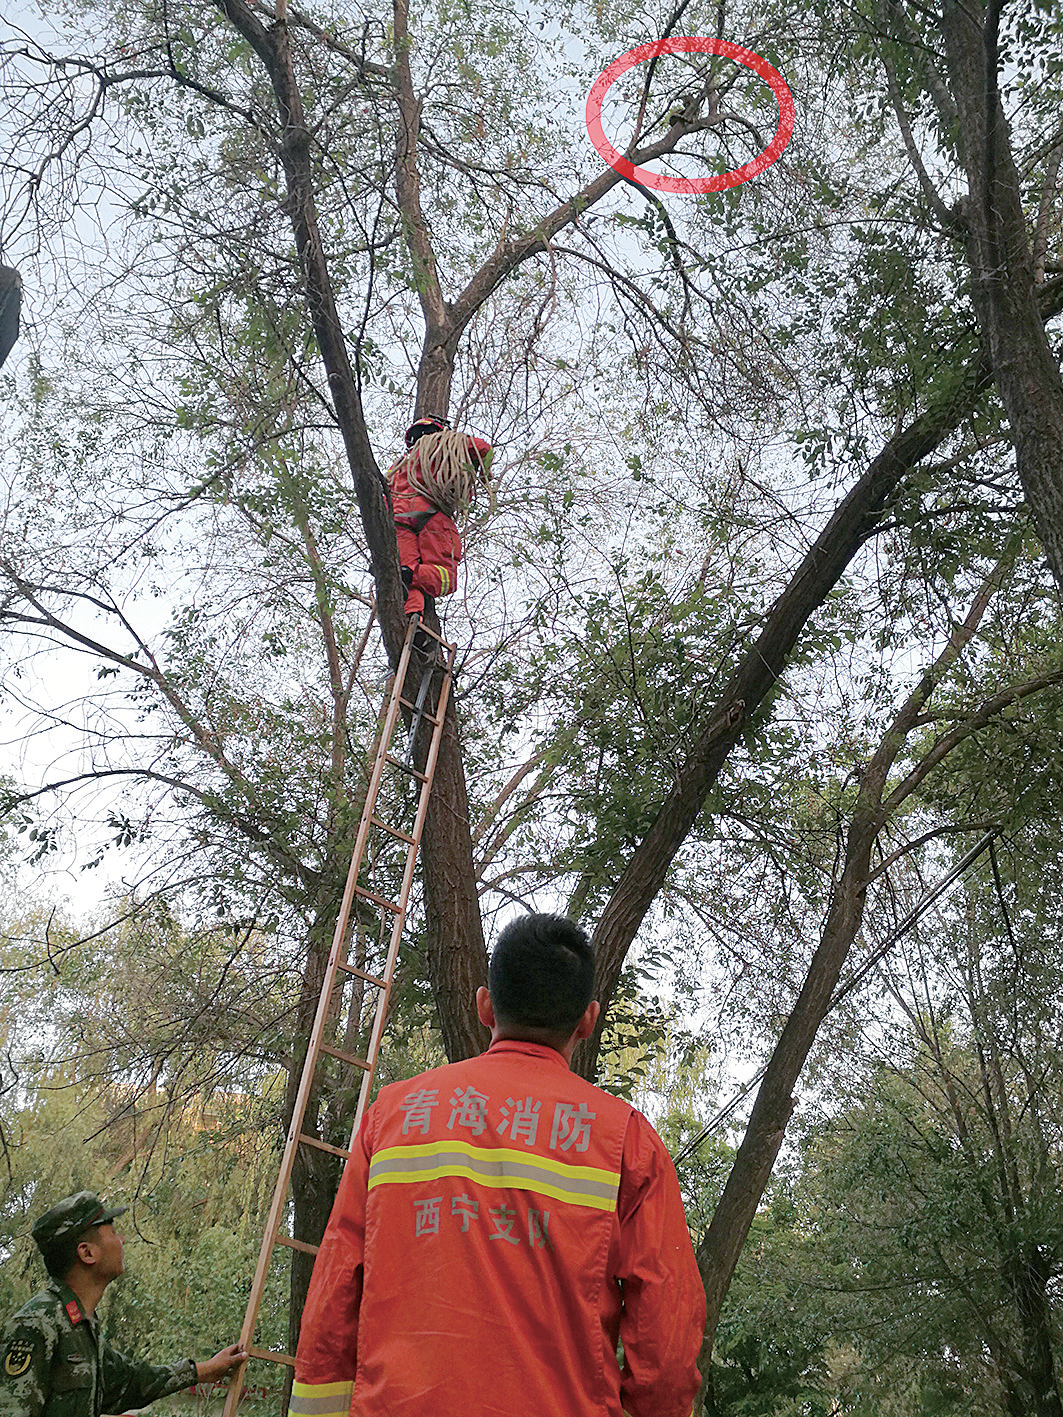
400, 566, 414, 592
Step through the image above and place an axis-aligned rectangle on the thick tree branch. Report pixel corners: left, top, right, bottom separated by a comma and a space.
940, 0, 1063, 593
450, 115, 722, 333
212, 0, 408, 665
884, 666, 1063, 811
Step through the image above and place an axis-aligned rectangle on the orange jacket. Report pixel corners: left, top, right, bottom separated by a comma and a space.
290, 1040, 705, 1417
388, 458, 462, 611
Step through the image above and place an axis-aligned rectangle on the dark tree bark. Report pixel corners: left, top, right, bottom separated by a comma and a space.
1006, 1246, 1063, 1417
0, 264, 20, 368
413, 608, 491, 1062
939, 0, 1063, 595
694, 811, 876, 1365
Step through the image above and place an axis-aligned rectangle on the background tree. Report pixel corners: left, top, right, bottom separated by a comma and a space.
0, 928, 290, 1397
794, 827, 1063, 1417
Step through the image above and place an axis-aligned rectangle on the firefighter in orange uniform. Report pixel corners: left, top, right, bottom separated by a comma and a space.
289, 914, 705, 1417
388, 415, 493, 617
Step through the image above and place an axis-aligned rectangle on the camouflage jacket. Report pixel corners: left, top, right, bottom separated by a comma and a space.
0, 1281, 197, 1417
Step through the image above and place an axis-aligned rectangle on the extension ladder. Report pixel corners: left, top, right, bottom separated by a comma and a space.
222, 613, 456, 1416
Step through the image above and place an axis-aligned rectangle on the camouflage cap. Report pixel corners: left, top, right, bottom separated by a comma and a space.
30, 1192, 128, 1254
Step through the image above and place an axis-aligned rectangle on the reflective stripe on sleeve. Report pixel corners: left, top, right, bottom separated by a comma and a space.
437, 566, 450, 594
368, 1142, 620, 1212
288, 1379, 354, 1417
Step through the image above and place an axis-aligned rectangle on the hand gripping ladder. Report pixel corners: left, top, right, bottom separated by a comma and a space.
222, 614, 456, 1414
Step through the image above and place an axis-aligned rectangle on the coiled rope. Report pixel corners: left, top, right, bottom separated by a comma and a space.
388, 428, 490, 518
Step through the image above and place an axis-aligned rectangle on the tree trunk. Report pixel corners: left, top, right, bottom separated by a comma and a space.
0, 263, 20, 369
414, 611, 490, 1059
415, 320, 464, 420
692, 560, 1012, 1403
1006, 1245, 1063, 1417
695, 814, 877, 1382
939, 0, 1063, 595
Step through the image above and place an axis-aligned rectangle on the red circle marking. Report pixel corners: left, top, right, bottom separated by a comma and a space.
585, 37, 794, 194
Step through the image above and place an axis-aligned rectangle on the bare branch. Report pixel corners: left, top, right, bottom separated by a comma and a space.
881, 52, 959, 229
1032, 144, 1061, 287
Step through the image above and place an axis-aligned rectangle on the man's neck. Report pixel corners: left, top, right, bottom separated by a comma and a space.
63, 1269, 108, 1319
491, 1030, 575, 1065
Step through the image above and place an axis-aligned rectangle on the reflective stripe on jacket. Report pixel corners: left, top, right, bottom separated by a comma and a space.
291, 1039, 705, 1417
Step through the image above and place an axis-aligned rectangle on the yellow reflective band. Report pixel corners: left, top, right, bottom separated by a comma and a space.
437, 567, 450, 595
368, 1141, 620, 1212
288, 1380, 354, 1417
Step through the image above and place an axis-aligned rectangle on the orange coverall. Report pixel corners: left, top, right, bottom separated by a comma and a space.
388, 434, 490, 616
389, 459, 460, 616
290, 1039, 705, 1417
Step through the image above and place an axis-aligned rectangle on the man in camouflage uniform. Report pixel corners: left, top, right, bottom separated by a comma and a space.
0, 1192, 246, 1417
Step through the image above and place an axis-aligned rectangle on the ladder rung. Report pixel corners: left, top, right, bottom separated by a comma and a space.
337, 960, 388, 988
384, 752, 428, 782
402, 623, 447, 648
247, 1346, 295, 1368
320, 1042, 372, 1071
298, 1133, 351, 1159
353, 884, 402, 914
275, 1233, 319, 1256
398, 695, 442, 726
370, 813, 416, 845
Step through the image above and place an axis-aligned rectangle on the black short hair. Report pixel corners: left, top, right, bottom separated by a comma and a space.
41, 1224, 100, 1281
489, 914, 595, 1038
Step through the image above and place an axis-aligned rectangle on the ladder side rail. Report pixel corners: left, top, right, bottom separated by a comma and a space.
224, 822, 380, 1405
351, 651, 457, 1134
355, 620, 420, 840
412, 639, 458, 754
222, 621, 421, 1415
